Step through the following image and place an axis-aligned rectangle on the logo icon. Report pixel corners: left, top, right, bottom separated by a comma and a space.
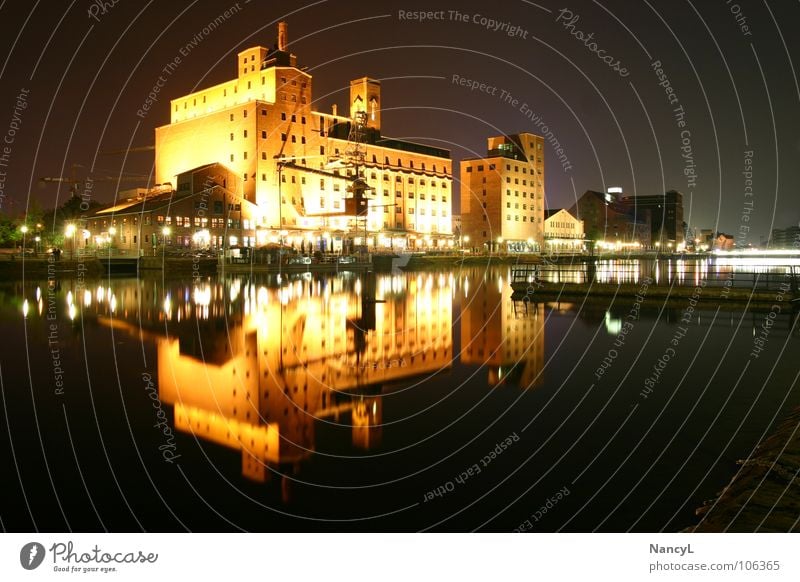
20, 542, 46, 570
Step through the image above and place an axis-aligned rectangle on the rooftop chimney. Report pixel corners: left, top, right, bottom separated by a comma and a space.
278, 21, 288, 52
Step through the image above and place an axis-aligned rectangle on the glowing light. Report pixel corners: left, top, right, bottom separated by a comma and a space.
83, 290, 92, 307
162, 226, 171, 236
22, 299, 29, 317
108, 226, 117, 236
68, 303, 77, 321
65, 224, 76, 237
193, 286, 211, 306
20, 225, 28, 234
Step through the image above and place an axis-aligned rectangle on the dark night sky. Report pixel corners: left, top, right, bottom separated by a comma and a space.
1, 0, 798, 241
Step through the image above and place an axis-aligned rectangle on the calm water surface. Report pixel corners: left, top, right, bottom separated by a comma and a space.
1, 261, 798, 531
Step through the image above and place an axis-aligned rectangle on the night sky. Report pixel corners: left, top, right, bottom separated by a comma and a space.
1, 0, 798, 241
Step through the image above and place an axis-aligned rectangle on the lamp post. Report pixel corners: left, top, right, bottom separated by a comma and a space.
65, 224, 76, 258
161, 226, 171, 254
19, 225, 28, 255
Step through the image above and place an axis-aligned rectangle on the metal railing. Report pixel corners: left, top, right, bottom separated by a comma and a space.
512, 262, 800, 294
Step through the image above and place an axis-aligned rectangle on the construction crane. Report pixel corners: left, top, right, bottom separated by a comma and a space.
39, 164, 152, 199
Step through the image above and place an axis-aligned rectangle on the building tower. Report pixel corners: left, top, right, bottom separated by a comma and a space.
460, 133, 545, 253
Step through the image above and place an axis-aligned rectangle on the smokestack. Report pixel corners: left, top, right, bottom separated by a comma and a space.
332, 104, 338, 116
278, 21, 288, 52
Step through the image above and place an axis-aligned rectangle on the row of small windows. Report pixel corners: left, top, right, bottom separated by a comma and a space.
506, 202, 540, 211
505, 189, 541, 199
175, 79, 309, 112
505, 214, 542, 223
466, 163, 542, 174
549, 221, 577, 229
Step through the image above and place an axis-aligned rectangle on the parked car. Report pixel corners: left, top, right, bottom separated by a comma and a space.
288, 255, 312, 265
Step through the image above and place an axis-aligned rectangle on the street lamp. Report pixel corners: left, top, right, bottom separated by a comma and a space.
65, 223, 76, 259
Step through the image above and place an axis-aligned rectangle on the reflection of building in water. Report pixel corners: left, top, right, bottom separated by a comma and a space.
94, 273, 452, 483
459, 269, 544, 388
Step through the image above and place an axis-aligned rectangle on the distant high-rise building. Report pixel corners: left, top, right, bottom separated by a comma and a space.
459, 133, 545, 253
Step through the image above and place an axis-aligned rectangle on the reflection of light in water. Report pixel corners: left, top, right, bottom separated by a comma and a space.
68, 303, 77, 321
498, 276, 504, 294
193, 286, 211, 307
66, 291, 73, 306
83, 290, 92, 307
38, 298, 43, 315
355, 278, 362, 296
257, 286, 268, 307
655, 262, 660, 284
163, 295, 172, 318
22, 299, 29, 317
35, 287, 41, 301
464, 277, 470, 297
96, 286, 104, 302
229, 279, 241, 302
110, 295, 117, 313
605, 311, 622, 335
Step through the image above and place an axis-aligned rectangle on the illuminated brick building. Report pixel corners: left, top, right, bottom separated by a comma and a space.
459, 133, 545, 253
155, 21, 453, 251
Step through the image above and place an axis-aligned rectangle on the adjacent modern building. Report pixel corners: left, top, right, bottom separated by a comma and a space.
568, 190, 650, 249
152, 21, 453, 252
769, 226, 800, 249
460, 133, 545, 253
544, 208, 585, 253
620, 189, 685, 247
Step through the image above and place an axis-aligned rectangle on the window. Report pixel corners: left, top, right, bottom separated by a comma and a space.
408, 208, 414, 214
261, 108, 267, 115
230, 154, 234, 162
261, 152, 266, 160
243, 110, 247, 118
261, 131, 266, 138
466, 167, 473, 173
262, 174, 266, 181
281, 133, 287, 141
281, 112, 286, 120
230, 133, 234, 141
395, 207, 401, 214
